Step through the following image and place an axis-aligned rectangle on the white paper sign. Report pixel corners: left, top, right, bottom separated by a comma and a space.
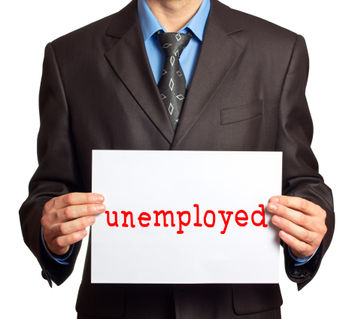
91, 150, 282, 284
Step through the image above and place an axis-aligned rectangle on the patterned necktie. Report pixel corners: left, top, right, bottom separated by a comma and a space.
157, 31, 192, 130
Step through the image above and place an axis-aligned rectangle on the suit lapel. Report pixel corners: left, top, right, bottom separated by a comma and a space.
104, 0, 175, 144
104, 0, 245, 146
172, 0, 245, 147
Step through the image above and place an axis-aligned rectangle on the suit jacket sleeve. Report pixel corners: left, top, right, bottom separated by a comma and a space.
276, 34, 335, 290
19, 42, 83, 286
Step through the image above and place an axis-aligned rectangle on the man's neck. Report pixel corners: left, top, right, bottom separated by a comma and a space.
145, 0, 203, 32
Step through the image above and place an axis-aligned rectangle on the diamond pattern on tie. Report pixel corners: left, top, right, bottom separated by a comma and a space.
157, 31, 192, 130
163, 43, 172, 48
168, 103, 174, 115
169, 78, 174, 91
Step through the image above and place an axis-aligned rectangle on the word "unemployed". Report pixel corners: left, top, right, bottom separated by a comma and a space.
104, 204, 268, 235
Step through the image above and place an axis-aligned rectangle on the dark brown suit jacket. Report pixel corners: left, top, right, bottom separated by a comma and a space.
20, 0, 334, 318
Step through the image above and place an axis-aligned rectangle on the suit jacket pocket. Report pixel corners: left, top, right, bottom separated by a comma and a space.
232, 284, 283, 315
220, 100, 263, 125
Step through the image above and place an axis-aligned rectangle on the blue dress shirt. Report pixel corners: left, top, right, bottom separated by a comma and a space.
137, 0, 211, 87
44, 0, 314, 267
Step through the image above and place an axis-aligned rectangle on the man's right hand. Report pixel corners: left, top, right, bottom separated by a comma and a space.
41, 192, 105, 255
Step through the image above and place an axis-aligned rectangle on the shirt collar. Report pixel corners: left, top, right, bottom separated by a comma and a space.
137, 0, 210, 42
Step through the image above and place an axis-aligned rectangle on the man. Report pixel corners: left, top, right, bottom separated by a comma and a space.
20, 0, 334, 318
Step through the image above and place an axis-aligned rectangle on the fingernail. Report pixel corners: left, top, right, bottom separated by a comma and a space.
93, 194, 104, 201
95, 204, 105, 211
272, 215, 280, 224
280, 230, 287, 237
88, 217, 95, 223
272, 197, 280, 203
268, 203, 277, 211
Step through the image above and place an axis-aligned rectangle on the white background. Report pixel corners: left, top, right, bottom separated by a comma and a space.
0, 0, 350, 317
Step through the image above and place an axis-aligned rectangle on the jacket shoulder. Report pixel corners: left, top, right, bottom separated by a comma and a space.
215, 1, 299, 48
48, 1, 136, 60
50, 12, 116, 49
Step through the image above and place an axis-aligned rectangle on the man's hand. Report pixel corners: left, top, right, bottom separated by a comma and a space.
41, 192, 105, 255
267, 195, 327, 259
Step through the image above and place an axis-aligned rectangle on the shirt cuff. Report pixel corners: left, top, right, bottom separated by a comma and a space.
40, 227, 74, 265
288, 245, 319, 266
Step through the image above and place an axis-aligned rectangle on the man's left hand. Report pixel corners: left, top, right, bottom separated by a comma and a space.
267, 195, 327, 259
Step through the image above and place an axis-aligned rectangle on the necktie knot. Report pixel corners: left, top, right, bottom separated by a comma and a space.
156, 31, 192, 57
